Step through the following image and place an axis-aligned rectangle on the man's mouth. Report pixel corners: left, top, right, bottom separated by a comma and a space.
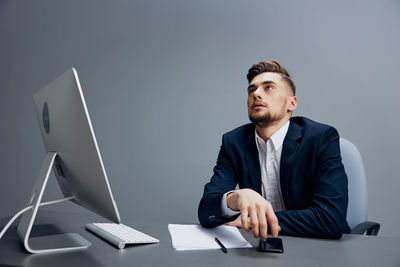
252, 102, 266, 109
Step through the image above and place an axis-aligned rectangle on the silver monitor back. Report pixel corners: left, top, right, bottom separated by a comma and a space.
32, 68, 121, 223
17, 68, 121, 253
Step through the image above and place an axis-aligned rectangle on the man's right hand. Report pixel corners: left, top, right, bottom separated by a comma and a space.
226, 188, 281, 240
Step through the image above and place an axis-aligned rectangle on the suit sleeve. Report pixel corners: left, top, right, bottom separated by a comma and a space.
198, 134, 240, 227
276, 127, 350, 239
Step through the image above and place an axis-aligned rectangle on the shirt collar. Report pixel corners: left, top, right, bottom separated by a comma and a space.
255, 120, 290, 151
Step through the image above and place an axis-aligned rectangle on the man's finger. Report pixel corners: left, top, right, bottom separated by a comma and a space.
265, 204, 280, 237
249, 207, 259, 238
257, 207, 268, 240
225, 216, 243, 228
241, 208, 249, 231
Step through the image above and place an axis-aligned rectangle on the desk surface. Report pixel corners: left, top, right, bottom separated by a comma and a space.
1, 209, 399, 267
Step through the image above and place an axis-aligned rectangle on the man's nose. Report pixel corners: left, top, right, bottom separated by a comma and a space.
253, 87, 262, 98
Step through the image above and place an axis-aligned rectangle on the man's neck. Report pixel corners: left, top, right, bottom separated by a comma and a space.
255, 117, 290, 142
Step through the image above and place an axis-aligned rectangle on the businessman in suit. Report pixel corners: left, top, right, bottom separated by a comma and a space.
198, 60, 351, 240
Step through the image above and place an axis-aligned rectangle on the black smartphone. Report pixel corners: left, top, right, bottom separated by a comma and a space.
258, 238, 284, 253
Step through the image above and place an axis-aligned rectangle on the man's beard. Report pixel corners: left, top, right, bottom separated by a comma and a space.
248, 112, 282, 126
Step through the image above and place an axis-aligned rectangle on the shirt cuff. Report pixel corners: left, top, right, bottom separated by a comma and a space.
221, 190, 241, 218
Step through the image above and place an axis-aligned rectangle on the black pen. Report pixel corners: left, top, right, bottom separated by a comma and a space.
215, 237, 227, 253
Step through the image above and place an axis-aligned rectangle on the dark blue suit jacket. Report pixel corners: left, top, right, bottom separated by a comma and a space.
198, 116, 351, 239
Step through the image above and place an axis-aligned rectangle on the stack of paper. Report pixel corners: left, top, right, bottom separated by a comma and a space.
168, 224, 252, 251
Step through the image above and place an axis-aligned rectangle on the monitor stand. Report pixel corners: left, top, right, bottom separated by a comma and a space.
17, 152, 91, 254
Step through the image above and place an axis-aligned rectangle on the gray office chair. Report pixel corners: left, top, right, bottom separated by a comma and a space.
340, 138, 380, 235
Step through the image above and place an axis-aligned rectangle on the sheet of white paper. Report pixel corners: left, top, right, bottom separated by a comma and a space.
168, 224, 252, 251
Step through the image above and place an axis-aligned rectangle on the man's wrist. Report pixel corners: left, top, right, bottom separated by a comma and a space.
221, 191, 241, 218
226, 191, 239, 211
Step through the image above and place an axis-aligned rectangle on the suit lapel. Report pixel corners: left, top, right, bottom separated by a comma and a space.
244, 130, 262, 195
280, 121, 302, 208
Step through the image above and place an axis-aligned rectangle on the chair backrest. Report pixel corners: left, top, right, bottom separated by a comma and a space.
339, 138, 368, 229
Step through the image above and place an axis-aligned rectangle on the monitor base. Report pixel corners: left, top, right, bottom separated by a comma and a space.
26, 233, 91, 253
17, 152, 91, 254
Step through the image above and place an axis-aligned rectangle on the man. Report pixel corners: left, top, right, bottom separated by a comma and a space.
198, 60, 350, 240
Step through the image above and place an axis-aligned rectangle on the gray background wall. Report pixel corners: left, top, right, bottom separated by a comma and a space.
0, 0, 399, 237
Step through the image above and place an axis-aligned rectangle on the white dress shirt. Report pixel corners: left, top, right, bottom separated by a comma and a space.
221, 121, 290, 217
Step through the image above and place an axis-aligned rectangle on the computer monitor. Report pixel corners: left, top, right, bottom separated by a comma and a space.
17, 68, 121, 254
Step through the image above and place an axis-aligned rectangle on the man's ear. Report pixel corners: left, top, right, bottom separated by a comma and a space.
288, 96, 297, 112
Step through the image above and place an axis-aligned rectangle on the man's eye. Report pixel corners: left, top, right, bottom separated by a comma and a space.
265, 85, 273, 90
248, 88, 255, 93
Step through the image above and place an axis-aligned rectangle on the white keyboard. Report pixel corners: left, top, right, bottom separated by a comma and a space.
86, 223, 160, 249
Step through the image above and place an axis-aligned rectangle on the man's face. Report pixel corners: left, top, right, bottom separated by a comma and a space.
247, 72, 297, 126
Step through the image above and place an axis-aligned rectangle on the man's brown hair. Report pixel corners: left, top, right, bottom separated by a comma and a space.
247, 60, 296, 96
